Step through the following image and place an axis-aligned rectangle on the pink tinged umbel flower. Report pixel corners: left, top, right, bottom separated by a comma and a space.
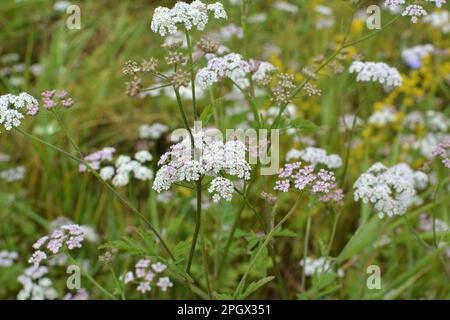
274, 161, 344, 202
29, 224, 85, 266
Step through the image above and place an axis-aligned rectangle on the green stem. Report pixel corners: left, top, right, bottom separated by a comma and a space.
233, 194, 302, 299
186, 179, 203, 274
67, 254, 117, 300
185, 30, 198, 120
300, 198, 314, 293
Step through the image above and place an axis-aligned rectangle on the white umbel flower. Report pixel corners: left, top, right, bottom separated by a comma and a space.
135, 150, 153, 163
349, 61, 402, 87
286, 147, 342, 169
153, 129, 251, 203
208, 177, 234, 202
354, 163, 428, 218
196, 53, 250, 89
151, 1, 227, 37
99, 166, 115, 180
402, 5, 427, 23
0, 93, 38, 131
368, 106, 397, 126
251, 61, 276, 81
139, 123, 169, 139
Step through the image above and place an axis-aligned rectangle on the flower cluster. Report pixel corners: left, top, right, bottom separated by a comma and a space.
401, 44, 434, 69
0, 166, 25, 182
349, 61, 402, 87
368, 105, 397, 126
41, 90, 74, 111
100, 151, 154, 187
122, 258, 173, 294
153, 129, 251, 203
384, 0, 446, 23
274, 162, 344, 203
151, 1, 227, 37
0, 250, 18, 267
250, 60, 276, 82
419, 213, 449, 233
139, 123, 169, 140
208, 177, 234, 202
29, 224, 85, 267
80, 148, 154, 187
285, 147, 342, 169
432, 140, 450, 168
300, 257, 345, 278
353, 163, 428, 218
63, 288, 90, 300
196, 53, 250, 89
402, 5, 427, 23
17, 265, 57, 300
0, 92, 38, 131
79, 147, 116, 172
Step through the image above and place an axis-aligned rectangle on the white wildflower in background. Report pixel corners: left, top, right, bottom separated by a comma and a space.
208, 23, 243, 42
368, 106, 397, 126
0, 152, 10, 162
53, 1, 71, 12
17, 265, 57, 300
432, 140, 450, 168
151, 1, 227, 37
273, 2, 299, 14
349, 61, 402, 87
384, 0, 405, 9
0, 250, 19, 267
300, 257, 345, 278
79, 147, 116, 172
0, 166, 25, 182
428, 0, 447, 8
153, 129, 251, 203
81, 148, 154, 187
354, 163, 428, 218
135, 150, 153, 163
413, 133, 450, 159
139, 123, 169, 139
63, 288, 90, 300
315, 5, 335, 29
196, 53, 250, 89
286, 147, 342, 169
419, 213, 449, 233
423, 10, 450, 33
339, 114, 364, 130
401, 44, 434, 69
0, 93, 39, 131
426, 111, 449, 132
122, 258, 173, 294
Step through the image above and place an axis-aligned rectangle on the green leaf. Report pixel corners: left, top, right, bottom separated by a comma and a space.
239, 276, 275, 299
99, 237, 147, 255
213, 292, 234, 300
337, 216, 382, 262
278, 117, 320, 132
272, 229, 297, 238
200, 103, 214, 122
